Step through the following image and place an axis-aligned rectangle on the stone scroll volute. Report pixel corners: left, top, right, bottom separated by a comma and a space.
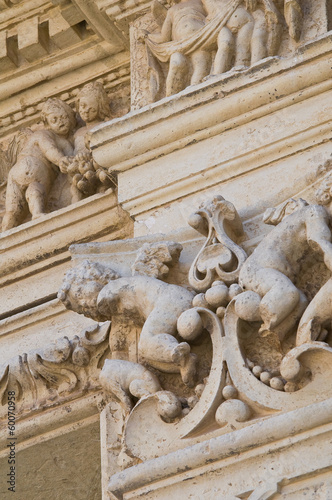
188, 195, 247, 292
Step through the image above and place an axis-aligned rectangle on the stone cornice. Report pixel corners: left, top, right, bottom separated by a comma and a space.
0, 191, 133, 318
90, 33, 332, 218
108, 397, 332, 499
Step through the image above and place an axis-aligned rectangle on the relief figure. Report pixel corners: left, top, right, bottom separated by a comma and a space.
236, 190, 332, 342
2, 98, 76, 231
147, 0, 211, 96
60, 82, 114, 203
144, 0, 301, 97
58, 260, 197, 387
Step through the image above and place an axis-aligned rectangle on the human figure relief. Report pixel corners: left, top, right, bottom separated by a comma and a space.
145, 0, 301, 96
236, 188, 332, 342
60, 82, 114, 203
295, 173, 332, 346
202, 0, 255, 74
58, 256, 197, 387
147, 0, 211, 96
284, 0, 302, 41
2, 99, 76, 231
145, 0, 280, 96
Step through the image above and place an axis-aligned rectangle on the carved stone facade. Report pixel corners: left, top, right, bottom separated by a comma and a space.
1, 1, 332, 499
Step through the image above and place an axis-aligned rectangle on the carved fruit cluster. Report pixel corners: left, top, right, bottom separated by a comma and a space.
193, 280, 242, 318
67, 152, 114, 195
247, 359, 288, 392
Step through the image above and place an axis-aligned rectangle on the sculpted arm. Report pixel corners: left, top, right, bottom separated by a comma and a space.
306, 206, 332, 271
38, 132, 68, 167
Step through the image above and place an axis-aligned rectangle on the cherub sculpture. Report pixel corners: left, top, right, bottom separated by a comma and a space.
58, 243, 197, 387
202, 0, 256, 75
295, 173, 332, 346
236, 185, 332, 342
61, 82, 114, 203
146, 0, 211, 96
144, 0, 302, 97
146, 0, 258, 95
2, 98, 76, 231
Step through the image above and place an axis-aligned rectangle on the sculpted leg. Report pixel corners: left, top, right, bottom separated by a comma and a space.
272, 290, 308, 342
2, 179, 26, 231
214, 27, 234, 74
26, 181, 47, 219
240, 267, 304, 337
257, 269, 302, 335
234, 20, 254, 67
190, 50, 211, 85
227, 7, 254, 68
102, 379, 133, 413
296, 279, 332, 346
139, 330, 187, 364
139, 306, 197, 387
250, 9, 268, 63
166, 52, 188, 97
99, 360, 161, 413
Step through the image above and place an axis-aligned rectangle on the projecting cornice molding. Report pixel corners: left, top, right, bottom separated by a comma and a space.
90, 33, 332, 219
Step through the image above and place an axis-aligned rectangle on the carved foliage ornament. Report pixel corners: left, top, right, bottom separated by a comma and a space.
0, 324, 109, 418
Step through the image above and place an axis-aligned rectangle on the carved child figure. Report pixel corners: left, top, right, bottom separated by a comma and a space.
148, 0, 210, 96
2, 98, 76, 231
61, 82, 112, 202
236, 191, 332, 342
202, 0, 255, 74
74, 81, 110, 154
58, 260, 197, 386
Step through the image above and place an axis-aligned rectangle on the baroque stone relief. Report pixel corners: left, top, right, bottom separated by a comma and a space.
0, 82, 115, 232
0, 323, 109, 419
3, 166, 332, 467
131, 0, 329, 106
46, 166, 332, 467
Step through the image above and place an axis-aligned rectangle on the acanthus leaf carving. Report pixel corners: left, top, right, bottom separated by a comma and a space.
0, 323, 109, 418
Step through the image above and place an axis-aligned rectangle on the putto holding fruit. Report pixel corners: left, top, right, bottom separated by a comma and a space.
60, 82, 115, 202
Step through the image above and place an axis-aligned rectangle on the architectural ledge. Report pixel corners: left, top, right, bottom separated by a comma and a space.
90, 32, 332, 219
0, 191, 130, 279
108, 397, 332, 499
0, 191, 133, 318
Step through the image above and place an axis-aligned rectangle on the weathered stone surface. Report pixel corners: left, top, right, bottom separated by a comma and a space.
1, 2, 332, 499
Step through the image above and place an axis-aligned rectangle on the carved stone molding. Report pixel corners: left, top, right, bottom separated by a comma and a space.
107, 397, 332, 499
90, 34, 332, 226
